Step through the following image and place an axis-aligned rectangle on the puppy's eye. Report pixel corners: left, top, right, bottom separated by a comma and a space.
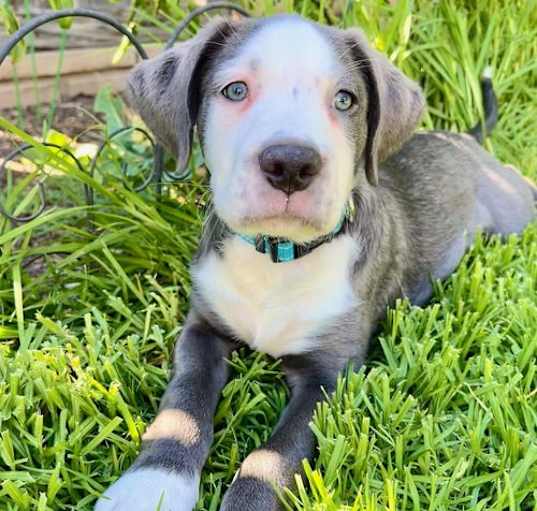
222, 81, 248, 101
334, 90, 355, 111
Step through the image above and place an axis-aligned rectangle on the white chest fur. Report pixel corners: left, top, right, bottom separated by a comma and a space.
192, 235, 359, 358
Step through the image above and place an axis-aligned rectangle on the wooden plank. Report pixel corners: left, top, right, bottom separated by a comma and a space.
0, 68, 131, 109
0, 44, 161, 82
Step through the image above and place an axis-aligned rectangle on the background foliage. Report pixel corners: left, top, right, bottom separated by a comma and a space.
0, 0, 536, 509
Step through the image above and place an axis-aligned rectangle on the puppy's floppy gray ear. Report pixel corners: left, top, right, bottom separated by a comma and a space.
345, 30, 425, 186
127, 19, 237, 172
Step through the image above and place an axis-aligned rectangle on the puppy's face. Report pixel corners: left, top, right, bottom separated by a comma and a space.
128, 15, 424, 243
198, 18, 368, 242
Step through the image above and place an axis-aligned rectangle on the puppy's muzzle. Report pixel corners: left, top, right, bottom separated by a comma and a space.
259, 144, 322, 194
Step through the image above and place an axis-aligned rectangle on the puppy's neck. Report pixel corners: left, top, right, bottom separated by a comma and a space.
196, 187, 382, 269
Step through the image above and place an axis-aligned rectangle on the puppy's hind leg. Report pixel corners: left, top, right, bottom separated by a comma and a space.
95, 314, 233, 511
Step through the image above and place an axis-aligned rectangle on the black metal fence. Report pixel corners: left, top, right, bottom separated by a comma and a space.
0, 2, 250, 223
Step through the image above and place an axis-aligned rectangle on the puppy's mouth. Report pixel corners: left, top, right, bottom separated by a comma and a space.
243, 211, 321, 230
235, 190, 329, 242
270, 192, 310, 216
261, 187, 319, 216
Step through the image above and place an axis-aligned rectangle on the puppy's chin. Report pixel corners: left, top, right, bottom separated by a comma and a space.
227, 214, 329, 244
213, 185, 349, 243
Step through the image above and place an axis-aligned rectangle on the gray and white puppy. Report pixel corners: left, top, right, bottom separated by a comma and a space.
96, 14, 537, 511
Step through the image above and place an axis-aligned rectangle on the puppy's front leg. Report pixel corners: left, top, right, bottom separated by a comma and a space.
96, 314, 232, 511
221, 352, 348, 511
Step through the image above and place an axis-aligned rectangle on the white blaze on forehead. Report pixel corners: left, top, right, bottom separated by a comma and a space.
226, 17, 341, 82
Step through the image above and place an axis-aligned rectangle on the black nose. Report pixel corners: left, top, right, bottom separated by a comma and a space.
259, 144, 322, 194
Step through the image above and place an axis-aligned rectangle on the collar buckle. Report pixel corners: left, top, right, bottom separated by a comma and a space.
268, 239, 279, 262
254, 234, 266, 254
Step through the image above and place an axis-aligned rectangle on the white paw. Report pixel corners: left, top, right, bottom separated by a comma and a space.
95, 468, 199, 511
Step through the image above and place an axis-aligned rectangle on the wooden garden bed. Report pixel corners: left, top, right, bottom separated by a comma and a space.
0, 43, 160, 109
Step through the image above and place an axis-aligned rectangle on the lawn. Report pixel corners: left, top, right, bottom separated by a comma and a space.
0, 1, 536, 510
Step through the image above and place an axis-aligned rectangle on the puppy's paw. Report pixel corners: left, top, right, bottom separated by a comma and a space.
95, 468, 199, 511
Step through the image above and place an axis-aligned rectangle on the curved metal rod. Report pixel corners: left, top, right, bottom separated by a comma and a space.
162, 165, 193, 182
154, 145, 165, 196
0, 8, 148, 68
0, 142, 87, 223
89, 126, 156, 196
165, 2, 250, 50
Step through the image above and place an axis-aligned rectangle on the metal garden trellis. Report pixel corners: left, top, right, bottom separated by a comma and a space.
0, 2, 250, 223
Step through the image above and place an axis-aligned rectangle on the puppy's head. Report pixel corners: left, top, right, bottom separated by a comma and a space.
128, 15, 424, 242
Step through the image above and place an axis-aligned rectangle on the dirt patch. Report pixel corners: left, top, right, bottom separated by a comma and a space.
0, 94, 104, 160
0, 94, 102, 228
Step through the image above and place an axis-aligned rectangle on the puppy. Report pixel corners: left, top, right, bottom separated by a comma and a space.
96, 14, 536, 511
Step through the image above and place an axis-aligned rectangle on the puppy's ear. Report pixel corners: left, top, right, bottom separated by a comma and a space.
127, 19, 238, 172
345, 30, 425, 186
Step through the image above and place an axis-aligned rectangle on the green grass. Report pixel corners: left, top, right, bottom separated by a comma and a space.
1, 0, 537, 509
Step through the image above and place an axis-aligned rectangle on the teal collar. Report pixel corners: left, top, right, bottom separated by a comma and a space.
237, 210, 350, 263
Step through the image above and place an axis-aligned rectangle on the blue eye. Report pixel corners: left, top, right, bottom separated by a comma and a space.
334, 90, 355, 111
222, 81, 248, 101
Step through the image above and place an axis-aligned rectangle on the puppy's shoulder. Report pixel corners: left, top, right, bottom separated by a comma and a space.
379, 131, 477, 195
385, 131, 477, 170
